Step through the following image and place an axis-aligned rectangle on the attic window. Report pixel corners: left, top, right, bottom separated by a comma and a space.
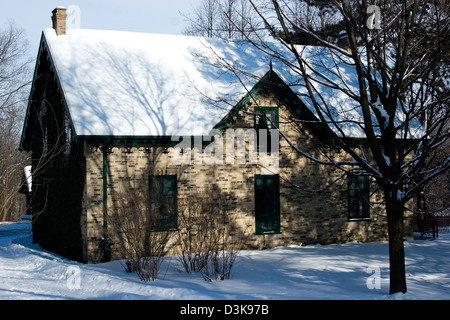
254, 107, 279, 152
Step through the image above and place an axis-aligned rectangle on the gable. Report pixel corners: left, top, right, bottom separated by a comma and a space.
20, 40, 69, 152
214, 69, 335, 144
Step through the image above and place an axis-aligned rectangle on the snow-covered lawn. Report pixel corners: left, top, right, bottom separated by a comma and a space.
0, 220, 449, 300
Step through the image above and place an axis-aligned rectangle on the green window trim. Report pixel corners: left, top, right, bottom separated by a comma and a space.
348, 174, 371, 221
255, 174, 281, 235
254, 107, 279, 127
149, 175, 178, 231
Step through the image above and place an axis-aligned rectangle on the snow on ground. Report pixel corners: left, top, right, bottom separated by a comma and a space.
0, 220, 449, 301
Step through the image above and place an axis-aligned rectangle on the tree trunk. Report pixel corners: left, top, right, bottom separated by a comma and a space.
385, 191, 407, 294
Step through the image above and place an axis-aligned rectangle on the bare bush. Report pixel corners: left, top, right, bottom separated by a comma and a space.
110, 186, 173, 281
177, 193, 248, 281
206, 241, 240, 281
1, 23, 31, 221
177, 196, 217, 273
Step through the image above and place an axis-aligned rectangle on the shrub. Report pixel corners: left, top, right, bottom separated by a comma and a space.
110, 187, 173, 281
177, 194, 247, 281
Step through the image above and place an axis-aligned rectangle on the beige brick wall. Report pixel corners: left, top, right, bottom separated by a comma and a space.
80, 93, 412, 263
82, 144, 105, 263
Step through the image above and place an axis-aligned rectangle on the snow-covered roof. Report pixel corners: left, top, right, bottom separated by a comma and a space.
43, 28, 272, 137
41, 28, 421, 139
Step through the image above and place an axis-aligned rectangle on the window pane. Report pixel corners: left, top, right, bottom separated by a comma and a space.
348, 174, 370, 219
265, 109, 277, 129
254, 108, 278, 153
150, 175, 178, 230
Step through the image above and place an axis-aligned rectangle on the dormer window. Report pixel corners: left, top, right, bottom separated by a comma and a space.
254, 107, 279, 153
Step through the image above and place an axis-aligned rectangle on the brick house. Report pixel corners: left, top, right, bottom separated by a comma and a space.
20, 8, 413, 263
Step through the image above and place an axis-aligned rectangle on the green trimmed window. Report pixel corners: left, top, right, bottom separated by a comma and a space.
348, 174, 370, 220
150, 175, 178, 230
255, 175, 280, 234
254, 107, 278, 152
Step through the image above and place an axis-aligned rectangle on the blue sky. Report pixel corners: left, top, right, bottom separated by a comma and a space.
0, 0, 200, 59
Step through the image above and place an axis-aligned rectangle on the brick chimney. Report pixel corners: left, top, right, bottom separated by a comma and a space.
52, 7, 67, 35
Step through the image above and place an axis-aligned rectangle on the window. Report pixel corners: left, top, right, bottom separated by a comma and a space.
348, 174, 370, 220
254, 107, 278, 152
255, 175, 280, 234
150, 175, 177, 230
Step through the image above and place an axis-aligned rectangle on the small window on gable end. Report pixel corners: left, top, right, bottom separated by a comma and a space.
149, 175, 178, 231
348, 174, 370, 220
254, 107, 278, 153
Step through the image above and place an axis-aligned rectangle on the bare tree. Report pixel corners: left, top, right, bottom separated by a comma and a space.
0, 24, 30, 110
0, 23, 32, 221
182, 0, 222, 38
181, 0, 263, 40
196, 0, 448, 294
264, 0, 448, 295
0, 100, 30, 221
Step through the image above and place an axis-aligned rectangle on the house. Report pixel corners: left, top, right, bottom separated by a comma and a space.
20, 8, 413, 264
